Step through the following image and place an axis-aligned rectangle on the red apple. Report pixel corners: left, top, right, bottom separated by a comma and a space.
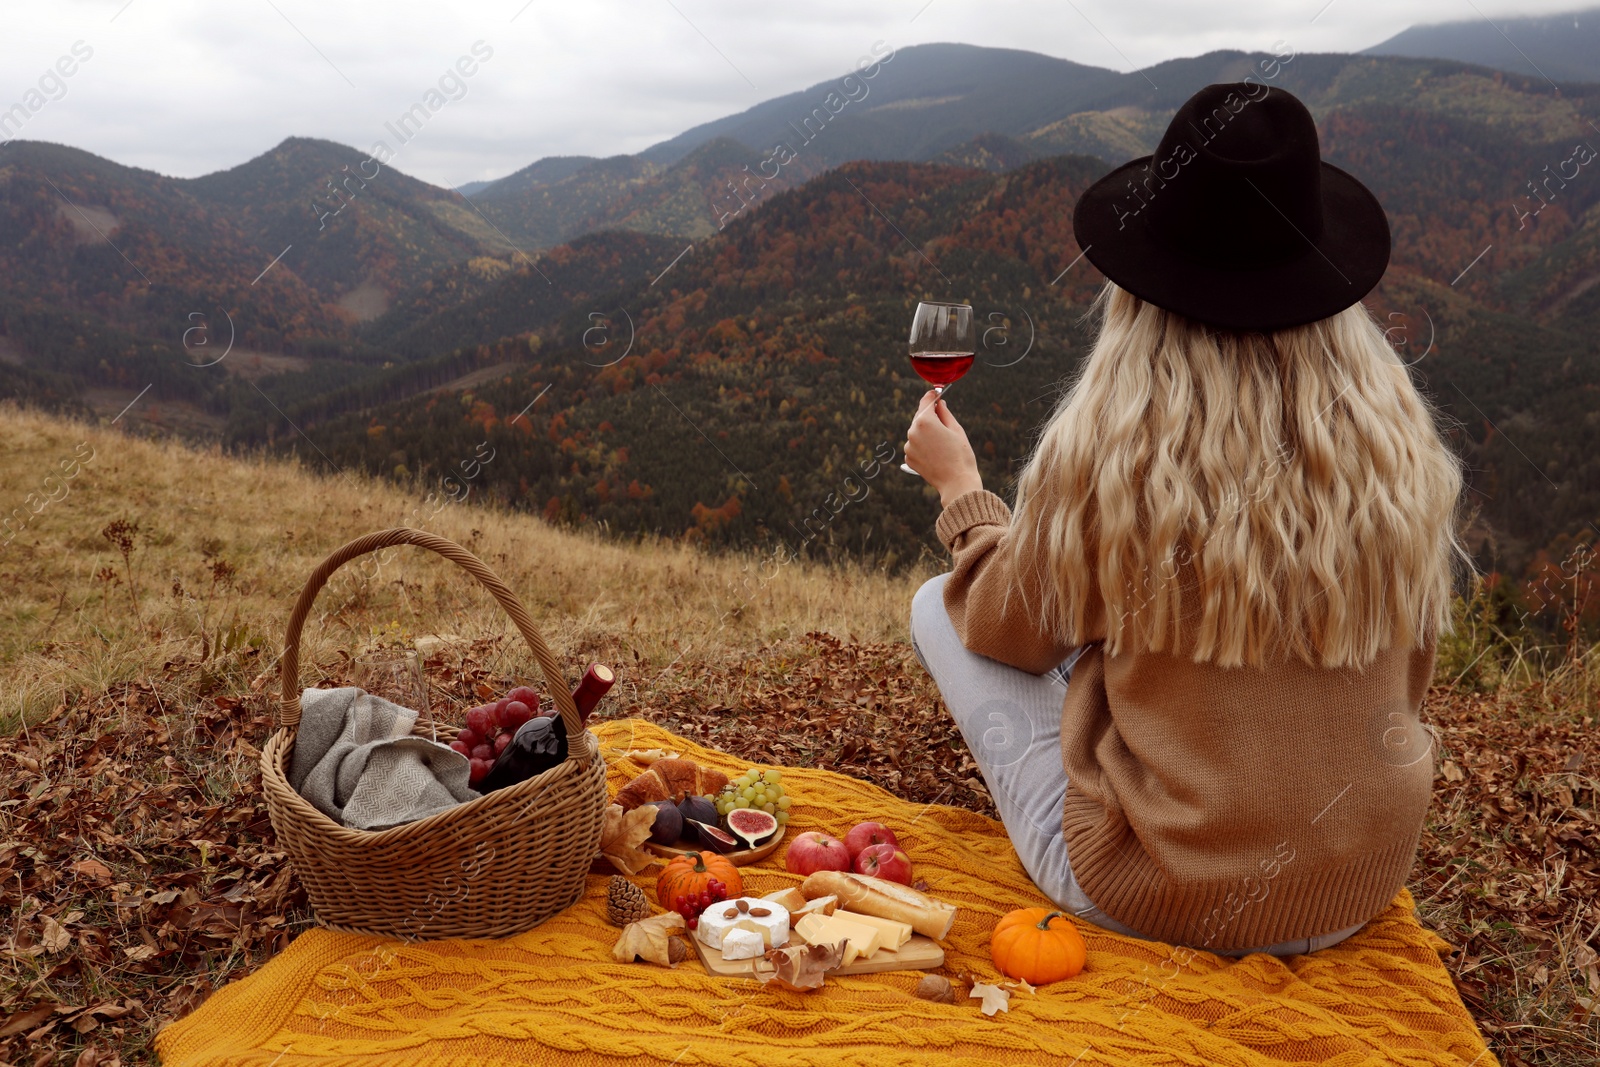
843, 821, 900, 859
855, 843, 914, 885
784, 832, 852, 875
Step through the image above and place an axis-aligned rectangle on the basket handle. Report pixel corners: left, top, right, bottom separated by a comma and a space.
279, 527, 583, 761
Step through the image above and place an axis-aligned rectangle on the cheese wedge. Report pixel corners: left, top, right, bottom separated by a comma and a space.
794, 911, 884, 964
721, 927, 765, 961
732, 917, 779, 947
795, 913, 862, 965
761, 887, 808, 913
793, 894, 838, 919
833, 909, 912, 950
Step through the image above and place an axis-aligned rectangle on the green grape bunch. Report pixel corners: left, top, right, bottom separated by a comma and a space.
715, 767, 792, 827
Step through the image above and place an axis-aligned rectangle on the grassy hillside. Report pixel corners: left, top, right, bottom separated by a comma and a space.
0, 403, 931, 730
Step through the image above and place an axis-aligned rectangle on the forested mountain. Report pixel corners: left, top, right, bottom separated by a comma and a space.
181, 137, 510, 317
0, 43, 1597, 584
463, 139, 826, 250
1365, 6, 1600, 84
0, 141, 335, 349
632, 43, 1119, 166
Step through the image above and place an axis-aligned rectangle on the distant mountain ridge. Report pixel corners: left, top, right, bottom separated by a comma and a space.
1365, 6, 1600, 84
460, 41, 1600, 250
633, 42, 1118, 166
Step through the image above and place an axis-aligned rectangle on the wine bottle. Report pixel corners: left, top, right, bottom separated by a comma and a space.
475, 666, 614, 792
571, 663, 615, 724
477, 713, 568, 793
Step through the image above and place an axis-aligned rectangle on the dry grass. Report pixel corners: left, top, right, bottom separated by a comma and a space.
0, 402, 935, 731
1, 402, 1597, 1066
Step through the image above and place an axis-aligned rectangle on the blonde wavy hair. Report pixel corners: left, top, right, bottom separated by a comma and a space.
1008, 281, 1472, 670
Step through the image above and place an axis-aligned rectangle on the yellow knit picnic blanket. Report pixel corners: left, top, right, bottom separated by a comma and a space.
157, 719, 1499, 1067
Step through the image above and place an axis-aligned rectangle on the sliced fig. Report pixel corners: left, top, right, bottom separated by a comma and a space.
725, 807, 779, 848
687, 819, 739, 854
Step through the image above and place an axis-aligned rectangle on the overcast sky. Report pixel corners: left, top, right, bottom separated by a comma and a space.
0, 0, 1584, 187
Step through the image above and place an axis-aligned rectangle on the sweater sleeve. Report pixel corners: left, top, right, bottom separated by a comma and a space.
933, 489, 1080, 675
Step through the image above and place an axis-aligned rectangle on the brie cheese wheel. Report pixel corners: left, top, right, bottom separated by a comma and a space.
720, 926, 766, 961
695, 897, 790, 951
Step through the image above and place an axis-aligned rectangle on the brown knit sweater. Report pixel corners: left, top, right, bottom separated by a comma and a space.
935, 489, 1436, 951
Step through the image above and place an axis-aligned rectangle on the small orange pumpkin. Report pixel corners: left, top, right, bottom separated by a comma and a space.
990, 908, 1086, 984
655, 851, 743, 914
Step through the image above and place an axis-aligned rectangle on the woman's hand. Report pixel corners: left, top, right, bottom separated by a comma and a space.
905, 389, 983, 507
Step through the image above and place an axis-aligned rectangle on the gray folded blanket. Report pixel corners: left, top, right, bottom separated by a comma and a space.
286, 687, 479, 831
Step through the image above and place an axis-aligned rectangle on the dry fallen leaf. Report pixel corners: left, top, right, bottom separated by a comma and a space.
971, 982, 1010, 1016
612, 912, 686, 967
40, 915, 72, 953
998, 977, 1037, 995
751, 940, 847, 991
598, 802, 658, 875
913, 974, 956, 1004
0, 1002, 58, 1038
70, 858, 113, 883
621, 748, 679, 764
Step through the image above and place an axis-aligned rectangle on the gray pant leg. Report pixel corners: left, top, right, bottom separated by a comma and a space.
909, 574, 1098, 915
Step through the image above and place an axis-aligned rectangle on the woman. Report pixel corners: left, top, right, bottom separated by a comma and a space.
904, 83, 1471, 957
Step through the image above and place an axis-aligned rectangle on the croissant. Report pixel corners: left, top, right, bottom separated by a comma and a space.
615, 758, 729, 811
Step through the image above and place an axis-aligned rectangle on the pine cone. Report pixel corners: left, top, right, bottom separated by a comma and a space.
606, 876, 651, 926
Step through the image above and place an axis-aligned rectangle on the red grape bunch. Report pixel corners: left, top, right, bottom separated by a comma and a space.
675, 878, 730, 930
449, 685, 552, 785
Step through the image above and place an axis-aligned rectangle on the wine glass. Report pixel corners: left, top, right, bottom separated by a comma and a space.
352, 649, 428, 715
901, 300, 975, 476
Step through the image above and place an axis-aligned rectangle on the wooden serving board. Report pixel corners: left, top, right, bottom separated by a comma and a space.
690, 929, 945, 978
644, 825, 785, 867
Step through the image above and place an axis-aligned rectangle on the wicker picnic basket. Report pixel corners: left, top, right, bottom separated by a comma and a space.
259, 528, 609, 940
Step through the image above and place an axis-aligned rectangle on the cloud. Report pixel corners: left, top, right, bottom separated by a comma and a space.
0, 0, 1582, 187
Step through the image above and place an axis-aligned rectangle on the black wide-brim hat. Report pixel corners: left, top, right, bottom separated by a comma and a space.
1072, 82, 1390, 333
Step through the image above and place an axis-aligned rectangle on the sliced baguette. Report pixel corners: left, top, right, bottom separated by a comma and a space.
799, 871, 957, 940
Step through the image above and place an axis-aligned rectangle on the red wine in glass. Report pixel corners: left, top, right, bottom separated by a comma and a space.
909, 352, 975, 387
903, 302, 974, 476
